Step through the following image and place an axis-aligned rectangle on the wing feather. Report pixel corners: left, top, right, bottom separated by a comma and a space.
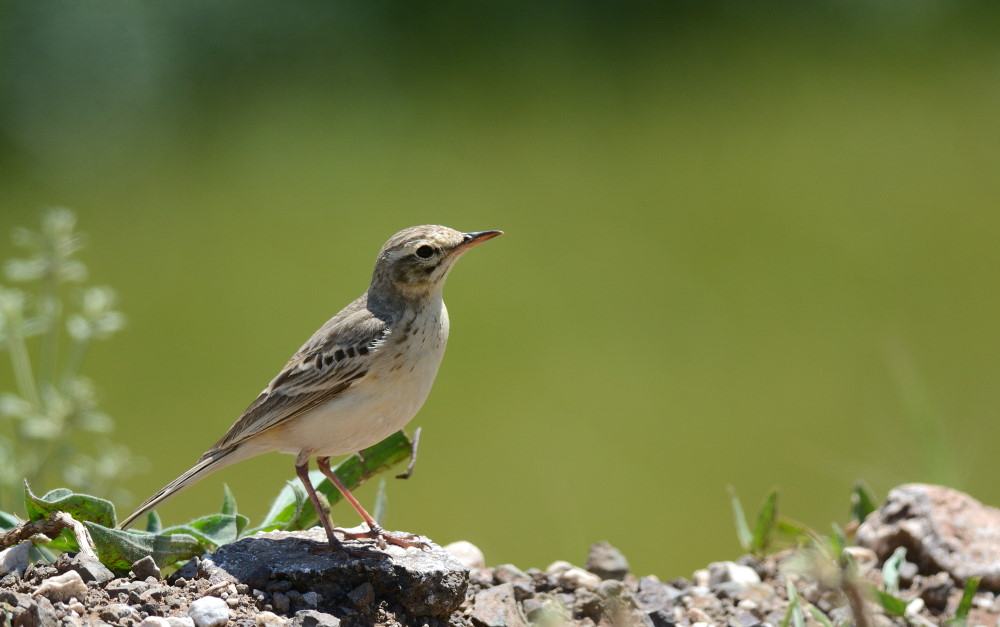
204, 294, 392, 454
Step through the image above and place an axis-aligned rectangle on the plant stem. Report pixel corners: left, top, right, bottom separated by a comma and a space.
8, 331, 42, 408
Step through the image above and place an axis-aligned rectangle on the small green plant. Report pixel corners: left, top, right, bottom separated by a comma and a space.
1, 431, 413, 572
0, 209, 142, 510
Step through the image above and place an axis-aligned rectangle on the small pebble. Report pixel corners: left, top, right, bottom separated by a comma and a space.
140, 618, 171, 627
443, 541, 485, 569
167, 617, 196, 627
131, 556, 162, 581
256, 611, 287, 627
188, 596, 230, 627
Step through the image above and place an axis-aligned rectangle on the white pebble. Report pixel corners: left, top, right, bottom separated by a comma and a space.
443, 541, 485, 569
188, 596, 230, 627
167, 617, 196, 627
255, 611, 287, 627
33, 570, 88, 602
140, 618, 171, 627
546, 560, 601, 591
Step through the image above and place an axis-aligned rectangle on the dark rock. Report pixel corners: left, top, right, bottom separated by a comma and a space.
292, 609, 342, 627
54, 553, 114, 586
857, 484, 1000, 591
130, 555, 162, 581
346, 582, 374, 608
209, 528, 467, 618
586, 542, 630, 581
469, 583, 526, 627
919, 572, 954, 613
647, 609, 677, 627
170, 558, 199, 582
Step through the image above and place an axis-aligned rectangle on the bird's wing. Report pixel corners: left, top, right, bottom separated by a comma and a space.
205, 297, 392, 454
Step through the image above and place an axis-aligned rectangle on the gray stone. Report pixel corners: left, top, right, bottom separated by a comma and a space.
494, 564, 530, 585
469, 583, 526, 627
0, 543, 31, 578
188, 596, 230, 627
291, 610, 341, 627
99, 603, 139, 623
633, 576, 683, 612
346, 582, 374, 608
58, 553, 115, 585
272, 591, 290, 613
857, 484, 1000, 591
20, 596, 59, 627
586, 541, 630, 581
208, 528, 467, 618
131, 555, 162, 580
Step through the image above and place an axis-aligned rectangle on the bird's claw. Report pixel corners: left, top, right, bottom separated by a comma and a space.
336, 524, 430, 550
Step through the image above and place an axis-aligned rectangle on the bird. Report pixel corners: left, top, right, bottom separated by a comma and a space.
118, 225, 502, 549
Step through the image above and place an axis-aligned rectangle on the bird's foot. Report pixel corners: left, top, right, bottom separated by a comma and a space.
336, 523, 430, 550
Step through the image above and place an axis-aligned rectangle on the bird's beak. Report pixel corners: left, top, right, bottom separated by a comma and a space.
451, 230, 503, 255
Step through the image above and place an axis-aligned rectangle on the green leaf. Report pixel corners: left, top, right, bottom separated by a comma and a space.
881, 546, 906, 595
163, 513, 247, 548
252, 430, 412, 533
829, 523, 847, 560
83, 522, 202, 572
872, 587, 908, 617
0, 510, 20, 530
24, 482, 116, 527
946, 576, 981, 625
806, 604, 834, 627
851, 481, 878, 524
781, 580, 806, 627
143, 511, 162, 534
751, 488, 779, 555
221, 484, 237, 516
728, 486, 753, 552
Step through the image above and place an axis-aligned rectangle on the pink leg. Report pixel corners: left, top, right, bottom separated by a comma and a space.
316, 456, 428, 549
294, 455, 341, 546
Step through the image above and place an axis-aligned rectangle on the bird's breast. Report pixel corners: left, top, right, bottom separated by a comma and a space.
269, 302, 450, 457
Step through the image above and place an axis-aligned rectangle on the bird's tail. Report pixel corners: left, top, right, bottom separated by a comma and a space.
118, 447, 242, 530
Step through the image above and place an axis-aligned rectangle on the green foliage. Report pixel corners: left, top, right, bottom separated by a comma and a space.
728, 486, 780, 557
0, 209, 141, 510
850, 481, 878, 525
946, 577, 981, 627
5, 431, 413, 573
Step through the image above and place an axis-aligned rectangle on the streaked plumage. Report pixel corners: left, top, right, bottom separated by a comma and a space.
119, 225, 501, 548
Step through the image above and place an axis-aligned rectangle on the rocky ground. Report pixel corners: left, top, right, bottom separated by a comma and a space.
2, 484, 1000, 627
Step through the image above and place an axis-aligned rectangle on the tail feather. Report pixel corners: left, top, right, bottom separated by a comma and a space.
118, 448, 241, 530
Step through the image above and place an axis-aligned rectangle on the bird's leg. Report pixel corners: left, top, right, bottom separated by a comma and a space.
316, 456, 429, 549
395, 426, 421, 479
294, 455, 341, 547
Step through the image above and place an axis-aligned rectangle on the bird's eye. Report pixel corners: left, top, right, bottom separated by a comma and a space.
415, 245, 435, 259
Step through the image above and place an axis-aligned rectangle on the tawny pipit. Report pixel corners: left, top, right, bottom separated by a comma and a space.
119, 225, 502, 549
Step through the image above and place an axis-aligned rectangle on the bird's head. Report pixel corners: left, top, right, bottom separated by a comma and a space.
370, 225, 502, 304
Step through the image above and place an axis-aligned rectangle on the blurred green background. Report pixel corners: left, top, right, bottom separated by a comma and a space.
3, 1, 1000, 578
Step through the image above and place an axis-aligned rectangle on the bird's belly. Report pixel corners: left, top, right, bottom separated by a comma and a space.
263, 323, 448, 457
